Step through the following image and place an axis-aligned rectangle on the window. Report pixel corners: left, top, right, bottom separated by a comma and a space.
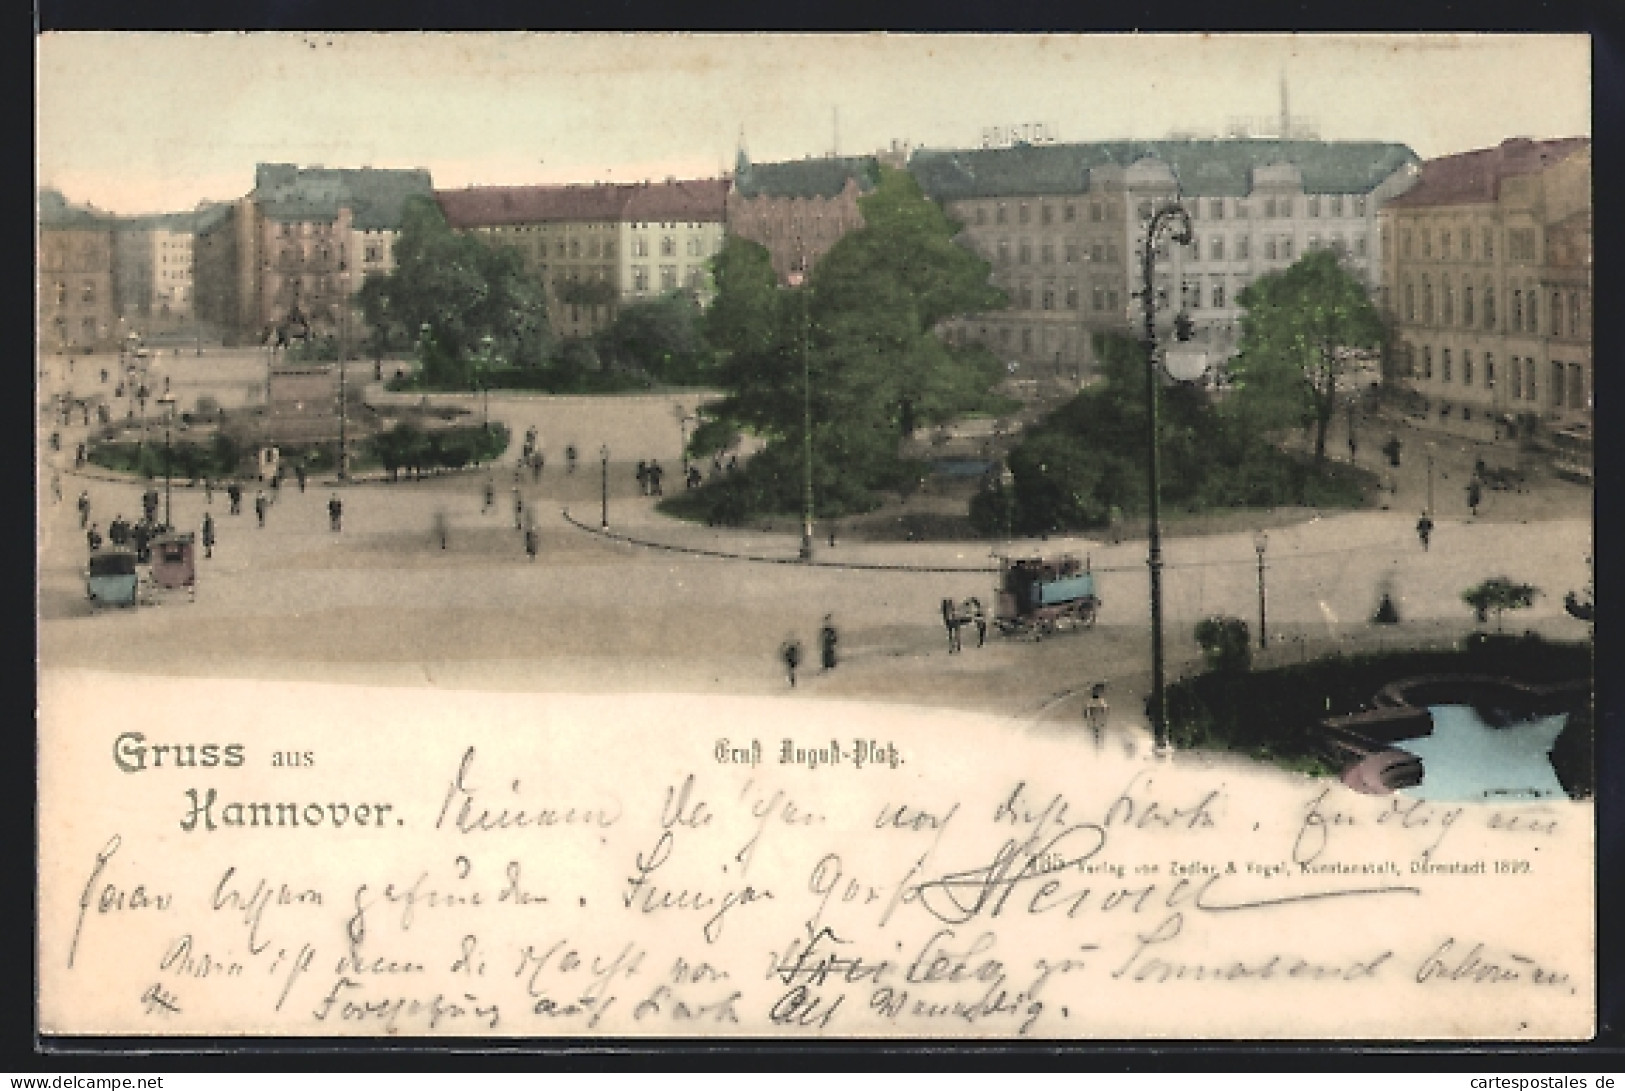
1552, 292, 1564, 337
1422, 279, 1434, 323
687, 237, 702, 257
1423, 346, 1433, 379
1236, 235, 1249, 260
1508, 228, 1537, 262
1066, 243, 1081, 264
1210, 236, 1225, 261
1089, 202, 1103, 222
996, 240, 1010, 265
1040, 204, 1053, 226
1484, 353, 1495, 389
1019, 203, 1031, 225
1461, 230, 1472, 260
1483, 228, 1494, 259
1186, 280, 1201, 310
1041, 283, 1055, 310
1421, 230, 1432, 259
1570, 292, 1582, 338
1265, 238, 1278, 261
688, 267, 705, 290
975, 207, 987, 226
1308, 234, 1321, 252
1091, 285, 1106, 312
1355, 235, 1368, 258
1462, 351, 1473, 386
996, 204, 1008, 225
1264, 197, 1277, 218
1138, 200, 1155, 220
660, 265, 677, 290
1281, 237, 1293, 260
1307, 195, 1320, 217
660, 236, 676, 257
632, 266, 649, 291
1106, 242, 1119, 263
569, 239, 582, 258
1463, 287, 1474, 326
1021, 328, 1033, 352
1188, 237, 1200, 261
1107, 290, 1121, 313
1402, 229, 1413, 258
1235, 201, 1249, 219
1018, 240, 1031, 265
1550, 362, 1565, 407
1525, 361, 1537, 402
1040, 243, 1054, 265
1331, 195, 1345, 217
1065, 282, 1079, 309
1405, 282, 1416, 321
81, 281, 95, 304
1484, 286, 1496, 329
1064, 203, 1076, 222
1442, 349, 1452, 382
1510, 357, 1522, 399
1018, 283, 1032, 309
1210, 199, 1225, 220
1526, 291, 1538, 333
1440, 231, 1452, 259
1511, 290, 1523, 330
1354, 195, 1368, 216
1211, 279, 1226, 309
1569, 363, 1587, 410
1088, 243, 1104, 263
1442, 281, 1454, 325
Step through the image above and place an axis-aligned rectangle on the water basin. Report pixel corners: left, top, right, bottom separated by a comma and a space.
1396, 704, 1567, 803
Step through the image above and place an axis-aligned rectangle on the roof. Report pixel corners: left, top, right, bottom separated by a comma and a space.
435, 178, 729, 228
1384, 137, 1590, 209
909, 139, 1420, 200
732, 154, 881, 200
39, 188, 114, 230
253, 164, 435, 230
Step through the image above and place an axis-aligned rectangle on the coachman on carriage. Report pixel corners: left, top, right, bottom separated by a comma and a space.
993, 553, 1100, 638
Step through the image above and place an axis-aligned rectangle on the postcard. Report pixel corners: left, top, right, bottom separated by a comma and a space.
37, 32, 1594, 1039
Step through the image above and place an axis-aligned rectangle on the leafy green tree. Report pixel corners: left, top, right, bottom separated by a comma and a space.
695, 167, 1007, 519
1229, 249, 1383, 465
1194, 615, 1253, 672
600, 293, 712, 381
1463, 577, 1540, 632
361, 196, 551, 386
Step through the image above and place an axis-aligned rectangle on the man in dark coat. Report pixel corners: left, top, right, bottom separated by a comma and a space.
819, 616, 839, 671
328, 495, 343, 532
201, 513, 215, 558
1416, 512, 1434, 551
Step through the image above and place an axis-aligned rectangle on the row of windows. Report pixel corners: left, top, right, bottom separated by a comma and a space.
1402, 280, 1585, 335
49, 281, 100, 305
628, 265, 706, 292
1413, 346, 1590, 410
1399, 224, 1538, 263
971, 193, 1372, 227
973, 199, 1122, 227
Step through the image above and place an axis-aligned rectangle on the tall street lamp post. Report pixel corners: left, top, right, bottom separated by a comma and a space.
1425, 440, 1436, 516
600, 444, 610, 529
785, 270, 815, 563
1000, 463, 1015, 548
478, 335, 493, 432
158, 396, 177, 529
337, 302, 350, 482
1254, 530, 1269, 650
1139, 202, 1195, 757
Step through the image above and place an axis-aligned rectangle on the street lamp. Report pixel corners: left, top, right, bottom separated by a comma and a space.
157, 395, 177, 529
1425, 440, 1437, 516
675, 404, 695, 476
1000, 462, 1016, 548
1139, 201, 1195, 757
786, 270, 815, 563
477, 335, 493, 432
1254, 530, 1269, 650
600, 443, 610, 529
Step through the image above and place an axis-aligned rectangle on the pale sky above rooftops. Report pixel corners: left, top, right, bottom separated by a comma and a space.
38, 32, 1590, 216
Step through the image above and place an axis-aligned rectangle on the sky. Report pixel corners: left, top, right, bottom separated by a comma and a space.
38, 32, 1591, 216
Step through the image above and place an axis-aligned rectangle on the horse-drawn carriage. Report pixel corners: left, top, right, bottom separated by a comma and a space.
147, 532, 197, 601
993, 553, 1100, 638
86, 548, 139, 609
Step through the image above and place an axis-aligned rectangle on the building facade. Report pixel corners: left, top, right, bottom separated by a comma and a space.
726, 153, 880, 284
240, 164, 434, 343
1381, 138, 1591, 437
910, 139, 1420, 385
435, 178, 729, 339
39, 190, 117, 353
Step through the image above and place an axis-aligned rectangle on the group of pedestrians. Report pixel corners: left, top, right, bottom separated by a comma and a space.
635, 460, 666, 497
780, 616, 839, 687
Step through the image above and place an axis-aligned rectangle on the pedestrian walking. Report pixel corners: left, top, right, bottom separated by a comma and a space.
328, 494, 343, 532
1416, 512, 1434, 552
434, 511, 449, 550
270, 473, 281, 497
143, 488, 159, 524
819, 616, 839, 671
51, 473, 62, 504
636, 461, 649, 496
649, 460, 664, 497
201, 513, 215, 558
295, 465, 307, 493
131, 520, 151, 562
513, 488, 524, 530
228, 482, 242, 515
483, 479, 495, 512
531, 453, 542, 484
77, 491, 90, 528
781, 639, 803, 687
941, 599, 963, 653
255, 491, 268, 528
1384, 435, 1403, 468
524, 526, 539, 562
204, 477, 214, 505
1467, 480, 1482, 517
109, 516, 127, 547
86, 523, 102, 552
566, 445, 578, 474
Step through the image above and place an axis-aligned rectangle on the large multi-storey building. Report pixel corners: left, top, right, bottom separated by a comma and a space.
910, 139, 1420, 384
230, 164, 433, 343
38, 189, 117, 353
110, 212, 209, 336
1380, 137, 1591, 437
434, 178, 729, 338
726, 152, 880, 284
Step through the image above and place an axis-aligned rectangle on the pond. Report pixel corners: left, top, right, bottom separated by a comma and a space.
1396, 704, 1568, 803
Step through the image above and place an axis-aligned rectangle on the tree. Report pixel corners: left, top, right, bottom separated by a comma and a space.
362, 196, 552, 386
696, 167, 1007, 518
1194, 615, 1253, 672
1229, 249, 1383, 465
1462, 577, 1540, 632
600, 293, 711, 381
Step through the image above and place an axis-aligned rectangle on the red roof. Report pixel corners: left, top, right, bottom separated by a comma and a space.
1387, 137, 1589, 209
436, 178, 729, 228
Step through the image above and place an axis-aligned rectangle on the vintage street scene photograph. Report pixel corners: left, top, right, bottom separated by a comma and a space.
36, 34, 1596, 1040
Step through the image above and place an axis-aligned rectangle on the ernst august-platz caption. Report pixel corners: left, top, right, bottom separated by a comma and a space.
36, 33, 1594, 1038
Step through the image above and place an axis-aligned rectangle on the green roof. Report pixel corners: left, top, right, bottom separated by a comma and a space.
909, 139, 1418, 200
733, 154, 882, 200
253, 164, 434, 230
38, 188, 114, 229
